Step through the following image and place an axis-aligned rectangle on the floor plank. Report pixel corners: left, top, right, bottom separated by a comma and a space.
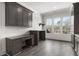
16, 39, 75, 56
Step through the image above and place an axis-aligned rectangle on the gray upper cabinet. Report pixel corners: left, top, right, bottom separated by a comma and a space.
17, 4, 23, 26
23, 8, 29, 27
5, 2, 33, 27
73, 2, 79, 34
28, 12, 32, 27
5, 3, 17, 26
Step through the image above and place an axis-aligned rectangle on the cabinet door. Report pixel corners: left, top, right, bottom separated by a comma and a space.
23, 9, 28, 27
30, 31, 38, 45
39, 31, 45, 41
74, 2, 79, 34
5, 3, 17, 26
28, 12, 32, 27
13, 39, 23, 55
0, 39, 2, 55
75, 37, 78, 53
16, 4, 23, 26
77, 42, 79, 55
1, 39, 6, 54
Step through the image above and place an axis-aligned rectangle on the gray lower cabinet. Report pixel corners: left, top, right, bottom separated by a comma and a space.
6, 38, 23, 55
30, 30, 45, 46
6, 35, 33, 56
74, 36, 79, 55
77, 42, 79, 55
30, 31, 39, 46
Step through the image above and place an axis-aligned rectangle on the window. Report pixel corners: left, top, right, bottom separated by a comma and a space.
62, 16, 71, 34
54, 17, 61, 33
45, 16, 71, 34
46, 18, 52, 33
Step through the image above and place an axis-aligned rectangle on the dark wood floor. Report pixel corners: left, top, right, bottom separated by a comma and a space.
16, 39, 75, 56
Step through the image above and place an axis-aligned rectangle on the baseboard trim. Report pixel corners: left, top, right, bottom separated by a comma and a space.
46, 38, 71, 43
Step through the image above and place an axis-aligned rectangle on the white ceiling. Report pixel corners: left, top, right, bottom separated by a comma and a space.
18, 2, 73, 14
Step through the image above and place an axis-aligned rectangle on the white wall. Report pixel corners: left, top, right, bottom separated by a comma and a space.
46, 33, 71, 41
0, 2, 5, 28
0, 2, 42, 55
32, 12, 42, 30
0, 2, 5, 55
42, 6, 73, 41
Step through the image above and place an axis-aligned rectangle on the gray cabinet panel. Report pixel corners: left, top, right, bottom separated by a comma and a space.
28, 13, 32, 27
17, 4, 23, 26
30, 31, 39, 45
73, 2, 79, 56
6, 3, 17, 26
23, 9, 28, 27
74, 2, 79, 34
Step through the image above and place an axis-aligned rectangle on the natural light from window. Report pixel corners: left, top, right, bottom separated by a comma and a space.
46, 16, 71, 34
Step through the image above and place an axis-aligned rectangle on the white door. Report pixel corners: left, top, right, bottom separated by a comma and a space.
0, 2, 6, 55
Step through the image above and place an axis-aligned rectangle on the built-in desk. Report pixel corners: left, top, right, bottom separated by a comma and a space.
6, 30, 45, 55
6, 34, 34, 56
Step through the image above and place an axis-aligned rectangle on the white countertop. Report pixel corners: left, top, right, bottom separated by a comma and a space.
0, 27, 29, 39
0, 26, 43, 39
